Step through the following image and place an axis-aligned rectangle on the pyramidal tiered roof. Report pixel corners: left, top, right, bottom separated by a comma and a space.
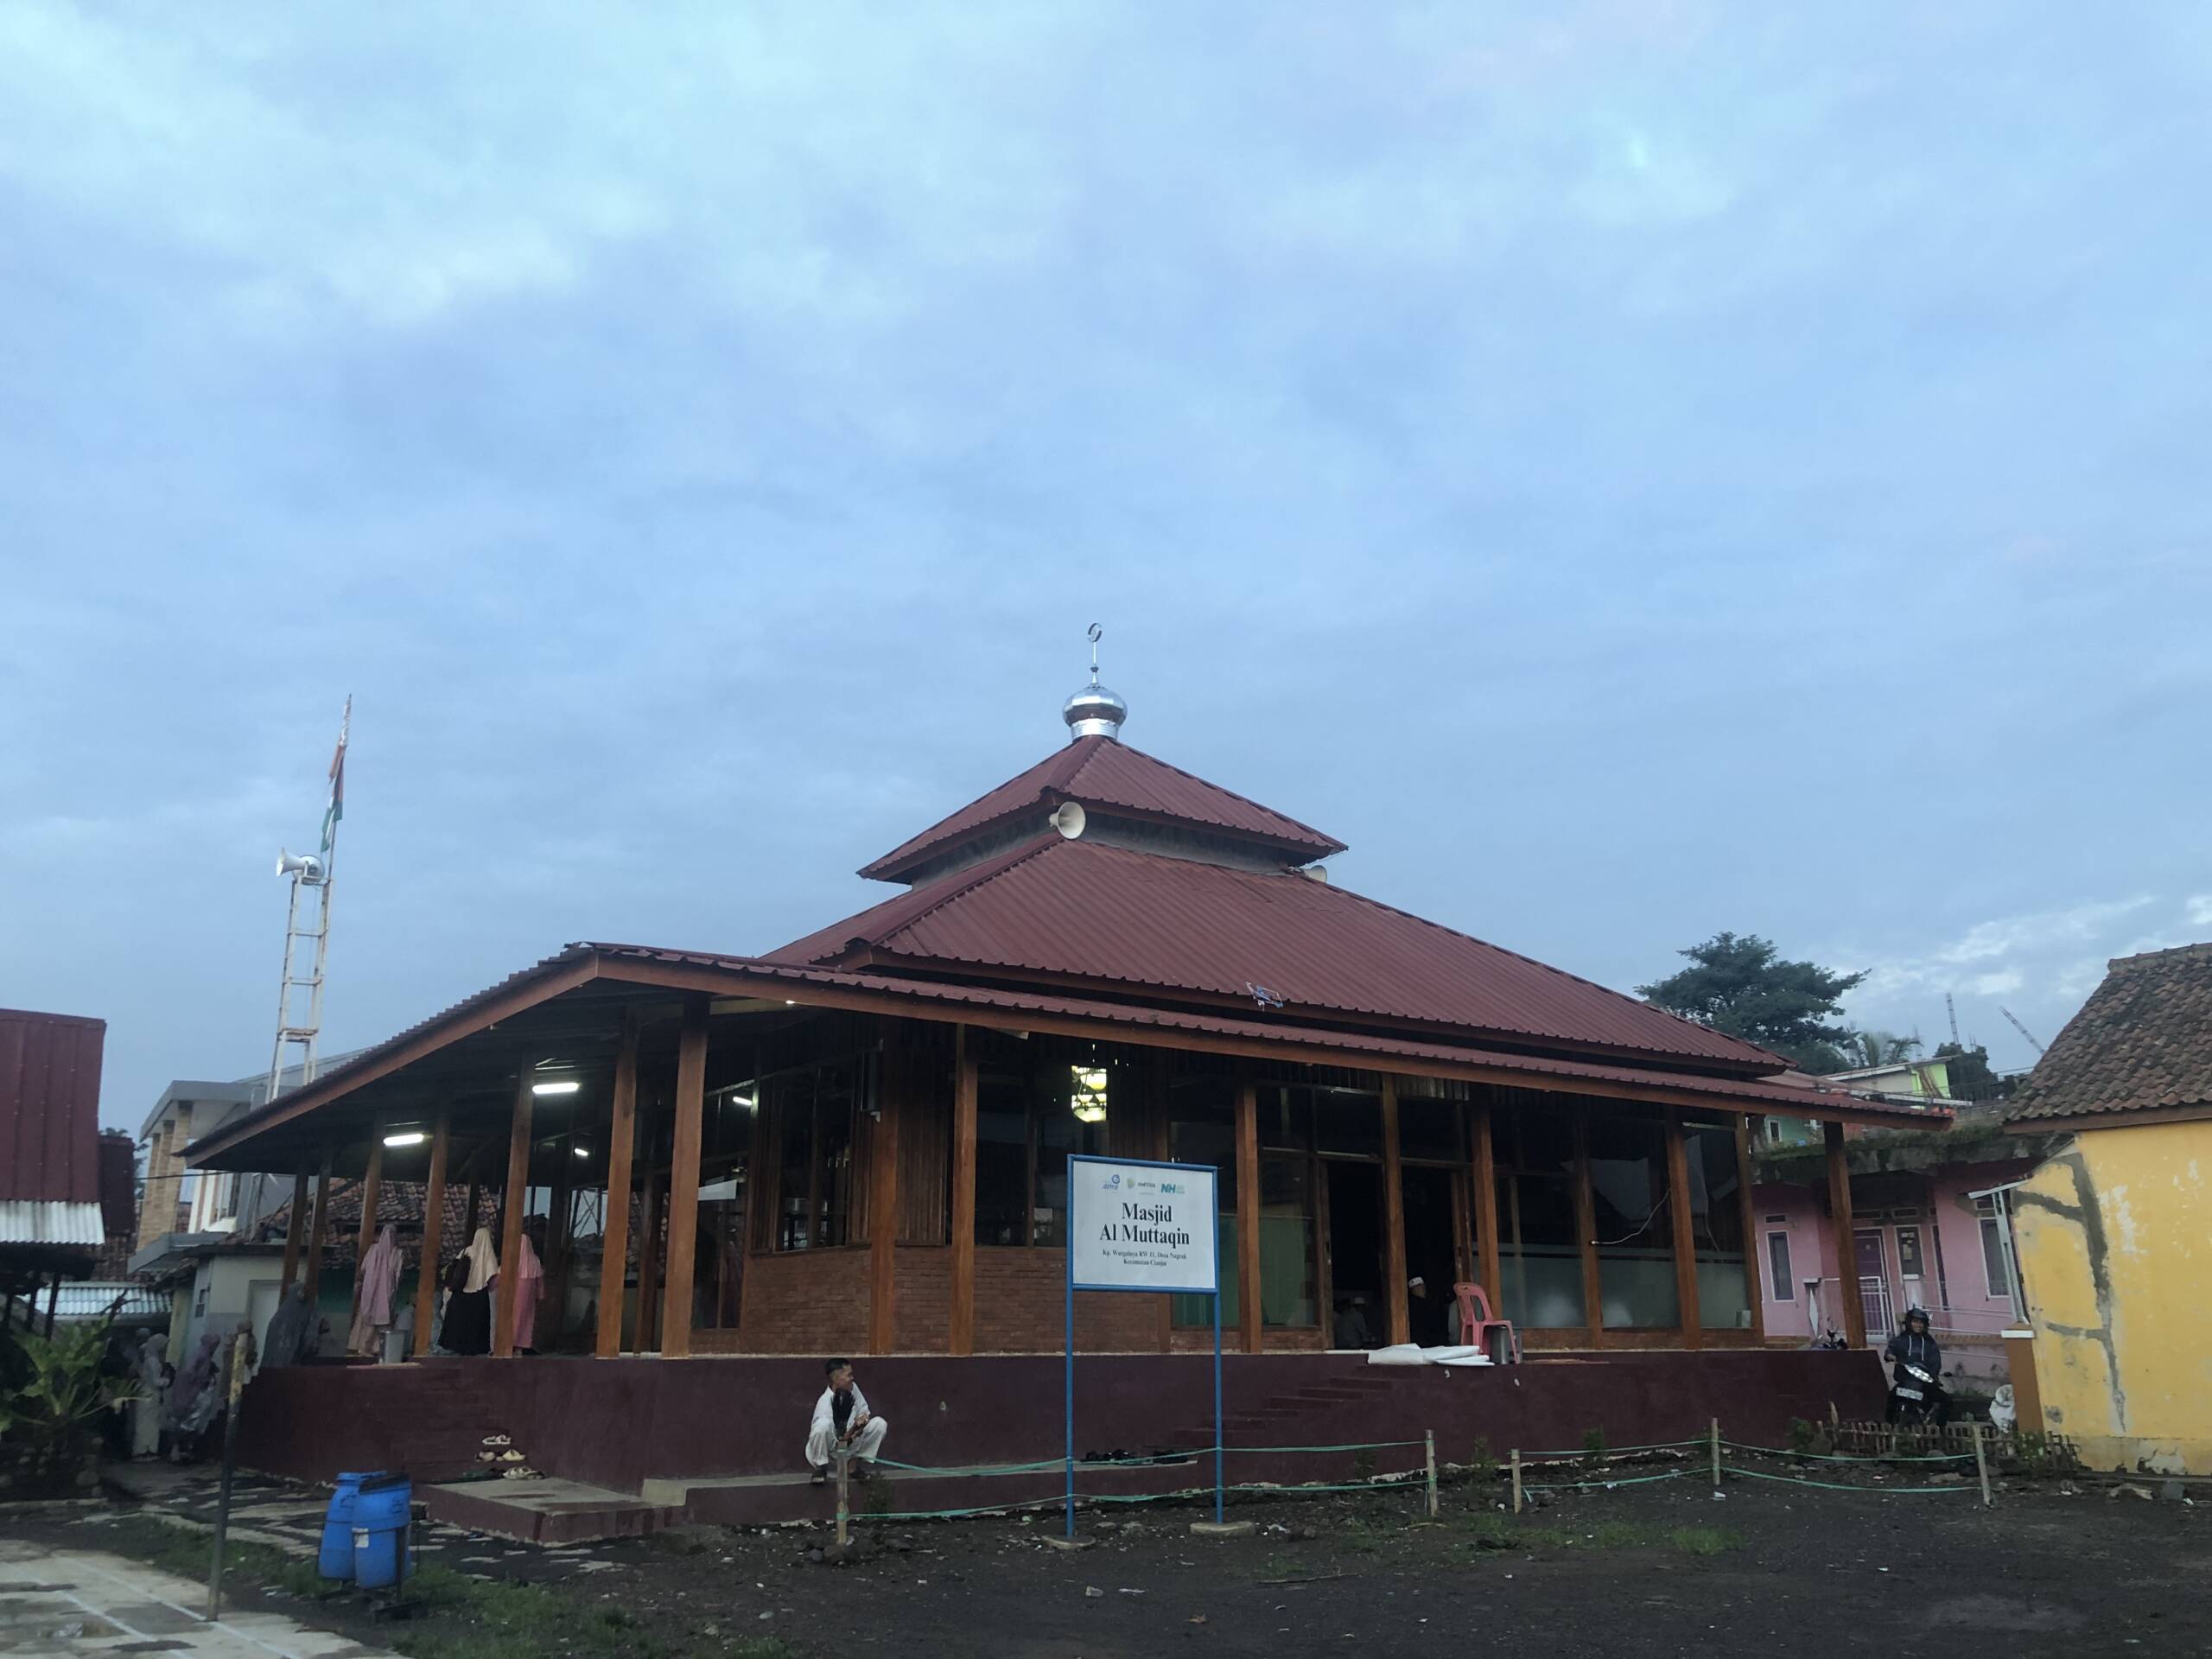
776, 736, 1776, 1073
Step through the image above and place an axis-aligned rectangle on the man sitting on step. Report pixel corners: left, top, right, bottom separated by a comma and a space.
806, 1357, 888, 1488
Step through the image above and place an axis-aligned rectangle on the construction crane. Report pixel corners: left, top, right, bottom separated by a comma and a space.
1999, 1006, 2047, 1058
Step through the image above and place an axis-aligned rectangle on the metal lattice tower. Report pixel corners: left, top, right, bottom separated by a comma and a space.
268, 699, 349, 1103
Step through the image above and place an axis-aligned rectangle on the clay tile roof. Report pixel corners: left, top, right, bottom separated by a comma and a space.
859, 737, 1344, 881
778, 836, 1770, 1068
2006, 943, 2212, 1126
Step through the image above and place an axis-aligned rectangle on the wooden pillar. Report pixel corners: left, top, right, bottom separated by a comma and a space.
348, 1120, 387, 1347
637, 1170, 664, 1352
1666, 1111, 1701, 1347
302, 1152, 334, 1303
597, 1015, 639, 1359
1382, 1077, 1409, 1347
493, 1072, 534, 1357
1736, 1116, 1767, 1341
1826, 1119, 1866, 1349
1234, 1081, 1262, 1353
660, 1001, 709, 1359
1471, 1106, 1501, 1300
948, 1029, 977, 1357
868, 1054, 903, 1356
411, 1112, 451, 1359
1573, 1110, 1603, 1344
278, 1166, 310, 1294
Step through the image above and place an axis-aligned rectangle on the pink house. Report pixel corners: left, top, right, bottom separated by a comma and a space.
1751, 1103, 2053, 1386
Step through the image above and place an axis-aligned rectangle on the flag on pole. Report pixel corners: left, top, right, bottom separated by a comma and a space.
319, 697, 351, 867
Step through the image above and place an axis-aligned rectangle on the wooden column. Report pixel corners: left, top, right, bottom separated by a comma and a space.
348, 1120, 387, 1347
1573, 1110, 1603, 1344
411, 1112, 451, 1359
867, 1054, 903, 1356
1826, 1119, 1866, 1349
278, 1166, 310, 1294
302, 1152, 334, 1303
493, 1072, 534, 1357
596, 1015, 640, 1359
1234, 1081, 1262, 1353
1471, 1106, 1501, 1300
1666, 1111, 1702, 1347
637, 1170, 664, 1351
948, 1030, 978, 1357
659, 1000, 709, 1358
1736, 1116, 1767, 1342
1382, 1077, 1409, 1347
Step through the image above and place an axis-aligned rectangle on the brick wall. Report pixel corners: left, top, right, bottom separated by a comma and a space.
972, 1247, 1170, 1353
738, 1249, 869, 1355
893, 1246, 950, 1352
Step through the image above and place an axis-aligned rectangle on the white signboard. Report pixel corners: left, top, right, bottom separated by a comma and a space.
1067, 1156, 1218, 1294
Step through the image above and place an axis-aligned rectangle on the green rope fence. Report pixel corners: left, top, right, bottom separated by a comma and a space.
1720, 1440, 1974, 1464
1724, 1464, 1979, 1496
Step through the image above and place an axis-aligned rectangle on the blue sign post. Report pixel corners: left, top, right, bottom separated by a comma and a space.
1064, 1154, 1223, 1537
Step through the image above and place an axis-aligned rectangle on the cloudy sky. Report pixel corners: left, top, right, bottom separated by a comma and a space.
3, 3, 2207, 1127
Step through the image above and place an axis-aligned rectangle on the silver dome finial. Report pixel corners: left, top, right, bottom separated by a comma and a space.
1062, 622, 1127, 741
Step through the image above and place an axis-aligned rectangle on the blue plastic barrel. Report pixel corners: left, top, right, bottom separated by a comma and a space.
318, 1471, 380, 1580
350, 1473, 413, 1590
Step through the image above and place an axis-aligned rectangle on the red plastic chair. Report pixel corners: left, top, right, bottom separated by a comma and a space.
1452, 1281, 1520, 1365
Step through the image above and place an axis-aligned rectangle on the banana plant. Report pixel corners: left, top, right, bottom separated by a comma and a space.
0, 1322, 143, 1468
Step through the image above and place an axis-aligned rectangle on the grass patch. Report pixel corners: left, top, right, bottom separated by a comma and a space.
1455, 1511, 1740, 1559
91, 1517, 326, 1600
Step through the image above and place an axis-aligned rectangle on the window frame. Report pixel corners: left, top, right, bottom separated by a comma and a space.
1766, 1230, 1795, 1301
1974, 1196, 2012, 1302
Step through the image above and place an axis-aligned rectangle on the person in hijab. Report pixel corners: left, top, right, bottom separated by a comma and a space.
130, 1334, 170, 1458
512, 1218, 546, 1354
165, 1333, 220, 1446
441, 1227, 499, 1356
260, 1284, 317, 1370
349, 1224, 404, 1357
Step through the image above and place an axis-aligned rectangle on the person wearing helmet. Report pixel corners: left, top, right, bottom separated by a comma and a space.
1883, 1307, 1947, 1423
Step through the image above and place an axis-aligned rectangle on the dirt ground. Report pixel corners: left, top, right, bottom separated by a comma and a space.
5, 1458, 2205, 1658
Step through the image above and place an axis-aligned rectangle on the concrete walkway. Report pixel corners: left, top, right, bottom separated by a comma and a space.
0, 1537, 391, 1658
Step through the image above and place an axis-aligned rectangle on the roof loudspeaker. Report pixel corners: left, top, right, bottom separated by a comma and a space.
1048, 801, 1087, 841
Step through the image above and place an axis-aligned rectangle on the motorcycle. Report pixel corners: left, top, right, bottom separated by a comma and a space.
1887, 1357, 1949, 1426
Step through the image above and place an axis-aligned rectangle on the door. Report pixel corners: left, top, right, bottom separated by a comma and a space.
1853, 1229, 1892, 1338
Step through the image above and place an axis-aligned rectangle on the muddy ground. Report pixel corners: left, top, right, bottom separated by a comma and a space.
5, 1457, 2205, 1658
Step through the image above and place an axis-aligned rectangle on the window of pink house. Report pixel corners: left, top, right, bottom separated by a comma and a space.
1766, 1230, 1794, 1300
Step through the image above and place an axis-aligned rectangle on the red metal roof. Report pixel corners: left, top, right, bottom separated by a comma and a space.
0, 1008, 106, 1206
860, 737, 1344, 880
776, 838, 1772, 1070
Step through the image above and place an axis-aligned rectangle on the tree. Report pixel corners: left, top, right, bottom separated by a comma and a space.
1638, 931, 1866, 1072
1840, 1030, 1923, 1070
1932, 1041, 2017, 1103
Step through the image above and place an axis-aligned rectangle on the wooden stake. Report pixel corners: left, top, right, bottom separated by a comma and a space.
1510, 1447, 1523, 1514
1425, 1430, 1439, 1519
836, 1456, 851, 1548
1709, 1417, 1721, 1489
1972, 1421, 1992, 1508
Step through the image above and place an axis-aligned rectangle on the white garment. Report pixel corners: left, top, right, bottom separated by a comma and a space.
804, 1383, 888, 1469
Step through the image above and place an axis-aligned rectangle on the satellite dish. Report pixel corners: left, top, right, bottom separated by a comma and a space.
1048, 801, 1087, 840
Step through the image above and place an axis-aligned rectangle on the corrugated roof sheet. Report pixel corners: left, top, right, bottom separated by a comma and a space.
777, 837, 1769, 1068
2006, 943, 2212, 1124
860, 737, 1344, 880
0, 1009, 106, 1207
40, 1281, 169, 1322
0, 1200, 105, 1246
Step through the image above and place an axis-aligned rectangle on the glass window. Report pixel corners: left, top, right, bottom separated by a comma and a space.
1492, 1108, 1586, 1328
975, 1058, 1110, 1248
1259, 1156, 1317, 1326
1313, 1089, 1382, 1155
1975, 1197, 2012, 1301
974, 1076, 1030, 1247
1397, 1097, 1462, 1162
774, 1074, 815, 1252
814, 1062, 856, 1249
765, 1058, 869, 1252
1896, 1225, 1924, 1280
1169, 1082, 1238, 1329
1684, 1122, 1747, 1330
1588, 1115, 1678, 1329
1767, 1231, 1794, 1300
1256, 1086, 1312, 1152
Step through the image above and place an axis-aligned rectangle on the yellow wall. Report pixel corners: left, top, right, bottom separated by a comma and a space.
2014, 1121, 2212, 1474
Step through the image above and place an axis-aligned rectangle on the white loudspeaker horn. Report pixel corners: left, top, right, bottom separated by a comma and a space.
276, 849, 325, 881
1048, 801, 1087, 840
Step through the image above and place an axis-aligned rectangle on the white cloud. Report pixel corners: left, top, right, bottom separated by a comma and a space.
2186, 894, 2212, 927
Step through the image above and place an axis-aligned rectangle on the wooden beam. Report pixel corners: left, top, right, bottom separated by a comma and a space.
868, 1053, 903, 1356
348, 1119, 387, 1350
412, 1112, 451, 1359
302, 1152, 334, 1304
1736, 1116, 1766, 1343
1826, 1119, 1866, 1349
277, 1165, 309, 1294
949, 1029, 977, 1357
596, 1015, 639, 1359
1234, 1081, 1262, 1353
659, 1000, 709, 1359
1382, 1077, 1409, 1347
1573, 1110, 1602, 1344
493, 1072, 533, 1357
1471, 1106, 1501, 1303
1666, 1111, 1701, 1348
637, 1168, 664, 1352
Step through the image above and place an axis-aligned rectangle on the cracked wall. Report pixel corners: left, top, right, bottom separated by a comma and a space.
2015, 1122, 2212, 1475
